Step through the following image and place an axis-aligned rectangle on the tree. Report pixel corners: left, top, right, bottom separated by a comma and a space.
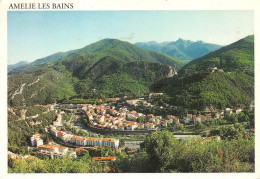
195, 122, 205, 130
137, 116, 145, 123
219, 123, 245, 140
144, 131, 177, 172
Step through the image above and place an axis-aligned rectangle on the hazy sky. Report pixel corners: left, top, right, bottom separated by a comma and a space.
8, 11, 253, 64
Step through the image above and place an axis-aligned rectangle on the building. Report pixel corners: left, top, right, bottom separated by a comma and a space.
148, 92, 163, 99
50, 126, 58, 137
45, 104, 54, 111
235, 108, 243, 114
53, 113, 62, 126
68, 134, 120, 148
162, 120, 168, 127
92, 157, 116, 162
71, 136, 86, 146
30, 132, 43, 147
38, 144, 69, 158
126, 123, 137, 131
193, 117, 202, 124
146, 123, 155, 130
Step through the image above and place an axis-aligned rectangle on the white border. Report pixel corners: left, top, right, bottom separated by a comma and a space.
0, 0, 259, 179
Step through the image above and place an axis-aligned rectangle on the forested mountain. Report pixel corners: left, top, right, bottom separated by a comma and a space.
8, 61, 29, 72
8, 39, 184, 106
8, 51, 76, 75
153, 35, 254, 110
136, 38, 222, 62
179, 35, 254, 76
8, 67, 76, 106
62, 38, 184, 70
8, 36, 254, 109
31, 51, 75, 65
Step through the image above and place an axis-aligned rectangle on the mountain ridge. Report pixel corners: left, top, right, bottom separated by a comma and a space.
135, 39, 223, 62
8, 38, 184, 106
153, 35, 254, 110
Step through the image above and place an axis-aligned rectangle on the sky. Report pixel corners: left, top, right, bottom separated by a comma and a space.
8, 11, 254, 64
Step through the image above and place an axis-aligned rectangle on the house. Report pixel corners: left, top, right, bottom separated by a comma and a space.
106, 98, 120, 101
154, 116, 162, 120
146, 114, 153, 119
225, 108, 233, 114
137, 123, 144, 130
146, 123, 155, 130
126, 124, 137, 131
235, 108, 243, 114
208, 67, 218, 72
154, 119, 160, 125
92, 157, 116, 162
167, 115, 175, 120
126, 99, 139, 106
149, 118, 156, 122
162, 120, 168, 127
184, 118, 191, 124
215, 113, 221, 119
148, 92, 163, 99
193, 117, 201, 124
45, 104, 54, 111
53, 114, 62, 126
200, 115, 208, 122
86, 111, 93, 120
168, 119, 173, 124
118, 125, 124, 131
183, 114, 193, 124
38, 144, 69, 157
63, 134, 72, 142
30, 132, 43, 147
71, 136, 85, 146
57, 131, 66, 141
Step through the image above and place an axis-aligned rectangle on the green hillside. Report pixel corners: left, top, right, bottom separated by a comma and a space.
31, 51, 75, 65
8, 39, 184, 106
58, 39, 184, 98
179, 35, 254, 77
8, 66, 76, 106
155, 35, 254, 110
62, 38, 184, 70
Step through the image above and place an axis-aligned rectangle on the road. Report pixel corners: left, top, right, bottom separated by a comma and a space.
70, 114, 97, 134
121, 141, 143, 150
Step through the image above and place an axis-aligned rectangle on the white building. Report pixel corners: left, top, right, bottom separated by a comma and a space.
148, 92, 163, 99
53, 114, 62, 126
38, 144, 69, 157
162, 120, 168, 127
30, 132, 43, 147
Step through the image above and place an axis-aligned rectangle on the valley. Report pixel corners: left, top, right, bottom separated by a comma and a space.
8, 35, 255, 173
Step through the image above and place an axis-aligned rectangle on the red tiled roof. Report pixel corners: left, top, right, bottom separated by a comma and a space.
58, 146, 68, 150
72, 136, 85, 141
75, 148, 83, 152
92, 157, 115, 161
57, 131, 64, 136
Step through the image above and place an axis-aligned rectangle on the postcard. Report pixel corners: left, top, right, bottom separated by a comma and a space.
0, 0, 259, 178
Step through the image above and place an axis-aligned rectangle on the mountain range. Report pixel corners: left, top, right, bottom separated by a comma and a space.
8, 39, 183, 106
8, 36, 254, 111
135, 38, 223, 62
153, 35, 254, 110
8, 61, 29, 72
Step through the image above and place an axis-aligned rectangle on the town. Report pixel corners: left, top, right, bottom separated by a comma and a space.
13, 92, 249, 161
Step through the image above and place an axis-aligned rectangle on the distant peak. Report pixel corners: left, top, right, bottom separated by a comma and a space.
196, 40, 205, 44
101, 38, 118, 42
176, 38, 185, 42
